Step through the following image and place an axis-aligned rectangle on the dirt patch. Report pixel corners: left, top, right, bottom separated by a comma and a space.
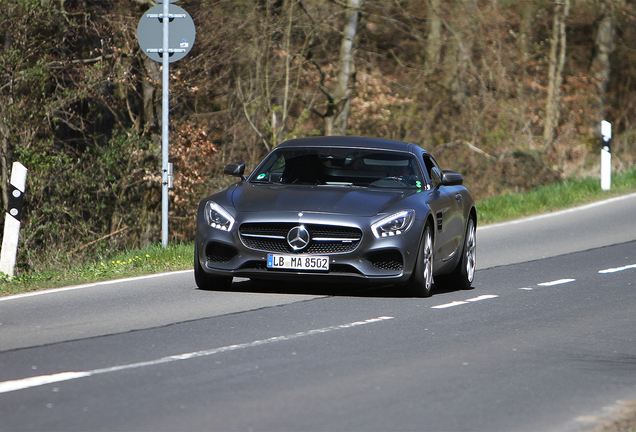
580, 400, 636, 432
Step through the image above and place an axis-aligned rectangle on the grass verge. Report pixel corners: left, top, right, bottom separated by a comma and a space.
1, 168, 635, 297
477, 168, 636, 224
0, 243, 193, 297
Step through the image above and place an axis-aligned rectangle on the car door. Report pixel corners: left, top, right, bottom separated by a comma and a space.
442, 180, 467, 263
422, 156, 456, 265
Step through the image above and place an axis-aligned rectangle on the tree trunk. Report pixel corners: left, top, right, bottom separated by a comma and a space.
425, 0, 442, 71
141, 57, 161, 131
591, 0, 615, 133
543, 0, 570, 149
330, 0, 362, 136
271, 0, 296, 145
0, 25, 13, 209
441, 0, 479, 105
517, 1, 533, 104
0, 103, 10, 209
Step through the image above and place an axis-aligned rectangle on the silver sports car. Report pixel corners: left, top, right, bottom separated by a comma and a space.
195, 136, 476, 296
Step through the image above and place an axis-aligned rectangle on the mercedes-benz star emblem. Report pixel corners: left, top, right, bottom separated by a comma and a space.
287, 225, 310, 251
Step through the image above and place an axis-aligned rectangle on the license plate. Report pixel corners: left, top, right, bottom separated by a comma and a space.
267, 254, 329, 271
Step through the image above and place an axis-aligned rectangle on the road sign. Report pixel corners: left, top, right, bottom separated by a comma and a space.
136, 1, 196, 248
137, 4, 196, 63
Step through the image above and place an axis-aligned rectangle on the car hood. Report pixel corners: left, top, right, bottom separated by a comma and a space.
230, 184, 413, 217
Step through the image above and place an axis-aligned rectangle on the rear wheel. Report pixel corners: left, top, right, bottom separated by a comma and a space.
194, 247, 233, 291
406, 223, 434, 297
435, 217, 476, 290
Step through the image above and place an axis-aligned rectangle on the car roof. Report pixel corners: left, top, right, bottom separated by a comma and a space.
277, 136, 426, 155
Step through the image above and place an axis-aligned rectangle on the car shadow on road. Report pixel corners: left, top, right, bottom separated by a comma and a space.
198, 278, 474, 299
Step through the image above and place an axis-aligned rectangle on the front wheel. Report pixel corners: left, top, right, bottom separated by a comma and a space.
406, 223, 434, 297
435, 217, 476, 290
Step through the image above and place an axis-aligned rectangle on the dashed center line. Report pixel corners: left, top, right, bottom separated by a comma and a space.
537, 278, 576, 286
431, 300, 469, 309
599, 264, 636, 274
432, 295, 498, 309
0, 316, 393, 395
466, 295, 499, 302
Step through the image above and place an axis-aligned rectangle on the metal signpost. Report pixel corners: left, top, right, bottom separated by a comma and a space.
137, 0, 196, 248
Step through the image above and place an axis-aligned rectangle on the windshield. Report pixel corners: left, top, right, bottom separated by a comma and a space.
250, 147, 425, 189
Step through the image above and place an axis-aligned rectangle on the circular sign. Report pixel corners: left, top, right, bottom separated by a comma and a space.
137, 4, 196, 63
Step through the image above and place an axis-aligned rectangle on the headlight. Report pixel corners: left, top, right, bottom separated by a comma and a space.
204, 201, 235, 232
372, 210, 415, 238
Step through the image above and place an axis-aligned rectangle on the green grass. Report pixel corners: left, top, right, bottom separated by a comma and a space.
0, 243, 193, 297
477, 168, 636, 225
1, 168, 635, 297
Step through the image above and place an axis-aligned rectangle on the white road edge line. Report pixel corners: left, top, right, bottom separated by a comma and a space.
0, 316, 394, 395
538, 279, 576, 286
0, 270, 192, 302
599, 264, 636, 274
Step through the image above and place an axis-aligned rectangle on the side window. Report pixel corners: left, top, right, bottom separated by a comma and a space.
252, 152, 286, 183
431, 166, 442, 187
271, 154, 286, 173
423, 155, 442, 188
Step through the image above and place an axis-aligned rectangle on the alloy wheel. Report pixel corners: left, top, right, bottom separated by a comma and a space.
465, 219, 476, 283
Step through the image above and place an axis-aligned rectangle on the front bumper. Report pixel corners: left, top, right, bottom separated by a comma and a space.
196, 211, 423, 285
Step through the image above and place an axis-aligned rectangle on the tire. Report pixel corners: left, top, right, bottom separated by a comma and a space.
194, 246, 233, 291
406, 223, 434, 297
435, 217, 476, 290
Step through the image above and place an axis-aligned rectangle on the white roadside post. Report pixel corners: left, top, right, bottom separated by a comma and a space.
0, 162, 28, 278
600, 120, 612, 191
136, 0, 196, 248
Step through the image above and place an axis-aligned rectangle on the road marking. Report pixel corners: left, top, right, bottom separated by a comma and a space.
432, 295, 498, 309
0, 316, 393, 394
431, 301, 469, 309
0, 372, 92, 394
538, 279, 575, 286
466, 295, 499, 302
599, 264, 636, 274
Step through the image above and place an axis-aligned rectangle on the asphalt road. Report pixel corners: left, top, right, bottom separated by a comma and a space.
477, 192, 636, 269
1, 192, 635, 431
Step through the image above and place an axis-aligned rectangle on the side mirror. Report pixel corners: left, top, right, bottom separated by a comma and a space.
441, 170, 463, 186
224, 162, 246, 180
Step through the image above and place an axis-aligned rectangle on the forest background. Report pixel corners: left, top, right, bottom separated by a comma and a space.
0, 0, 634, 275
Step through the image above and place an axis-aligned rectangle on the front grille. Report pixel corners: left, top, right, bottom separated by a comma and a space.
369, 250, 404, 272
239, 223, 362, 254
239, 261, 267, 270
